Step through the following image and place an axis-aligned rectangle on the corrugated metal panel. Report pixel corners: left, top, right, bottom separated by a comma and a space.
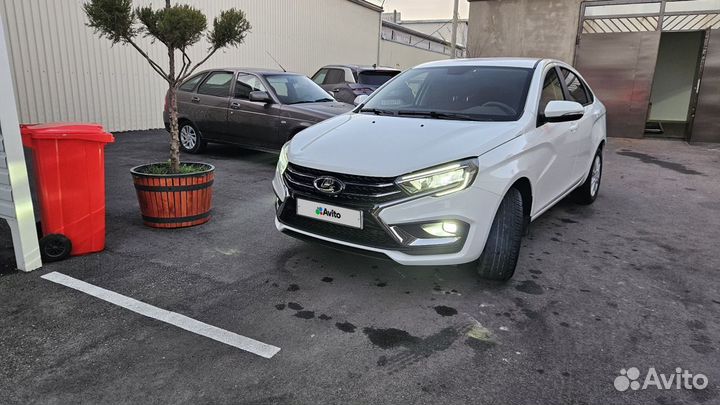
380, 40, 450, 71
0, 0, 380, 132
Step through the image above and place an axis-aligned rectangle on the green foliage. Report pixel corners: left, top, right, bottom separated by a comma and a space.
136, 5, 207, 49
83, 0, 137, 44
208, 9, 252, 50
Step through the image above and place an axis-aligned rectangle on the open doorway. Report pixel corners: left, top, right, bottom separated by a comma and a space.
646, 31, 706, 140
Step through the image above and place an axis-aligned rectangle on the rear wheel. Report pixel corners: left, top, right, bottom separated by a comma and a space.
572, 148, 602, 205
178, 122, 206, 154
474, 188, 524, 281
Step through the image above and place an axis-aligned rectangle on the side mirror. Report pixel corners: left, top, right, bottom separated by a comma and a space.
353, 94, 369, 106
249, 91, 272, 103
543, 100, 584, 123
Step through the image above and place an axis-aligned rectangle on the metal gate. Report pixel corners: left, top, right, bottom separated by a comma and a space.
574, 0, 720, 140
692, 30, 720, 143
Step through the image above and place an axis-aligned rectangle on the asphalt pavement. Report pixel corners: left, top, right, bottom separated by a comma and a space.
0, 131, 718, 405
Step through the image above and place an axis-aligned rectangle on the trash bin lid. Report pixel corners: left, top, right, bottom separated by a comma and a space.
21, 123, 114, 143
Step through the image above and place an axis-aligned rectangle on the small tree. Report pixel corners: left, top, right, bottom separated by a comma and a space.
84, 0, 251, 173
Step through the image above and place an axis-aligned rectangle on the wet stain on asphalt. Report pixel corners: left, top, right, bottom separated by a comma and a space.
294, 311, 315, 319
363, 328, 420, 349
275, 304, 286, 310
376, 282, 388, 287
560, 218, 578, 224
434, 306, 458, 317
370, 326, 469, 373
288, 302, 303, 310
521, 308, 540, 320
319, 314, 332, 321
529, 269, 542, 275
617, 151, 705, 176
515, 280, 544, 295
287, 284, 300, 292
321, 277, 333, 283
336, 322, 357, 333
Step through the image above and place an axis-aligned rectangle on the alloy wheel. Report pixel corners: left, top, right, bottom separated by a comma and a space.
180, 125, 197, 150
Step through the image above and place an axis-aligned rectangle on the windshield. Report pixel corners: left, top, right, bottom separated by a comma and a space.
360, 66, 533, 121
358, 71, 400, 86
265, 74, 334, 104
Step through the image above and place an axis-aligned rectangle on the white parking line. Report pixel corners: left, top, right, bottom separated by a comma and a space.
41, 272, 281, 359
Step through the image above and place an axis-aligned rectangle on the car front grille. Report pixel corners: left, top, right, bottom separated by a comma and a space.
279, 163, 404, 249
283, 163, 404, 205
277, 197, 402, 249
279, 164, 465, 255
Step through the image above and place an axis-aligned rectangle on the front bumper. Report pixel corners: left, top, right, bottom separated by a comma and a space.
272, 165, 502, 266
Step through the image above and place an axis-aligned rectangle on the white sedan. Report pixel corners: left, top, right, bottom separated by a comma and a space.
273, 58, 606, 281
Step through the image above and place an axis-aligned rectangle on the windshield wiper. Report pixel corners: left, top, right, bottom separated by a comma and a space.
314, 98, 334, 102
359, 108, 396, 116
396, 110, 483, 121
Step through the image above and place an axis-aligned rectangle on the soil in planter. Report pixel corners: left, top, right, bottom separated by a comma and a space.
134, 162, 210, 175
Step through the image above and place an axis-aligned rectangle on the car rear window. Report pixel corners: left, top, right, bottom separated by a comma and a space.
197, 71, 234, 97
358, 71, 400, 86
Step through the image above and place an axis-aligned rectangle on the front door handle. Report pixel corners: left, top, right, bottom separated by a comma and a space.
230, 102, 241, 110
332, 88, 341, 92
191, 96, 200, 103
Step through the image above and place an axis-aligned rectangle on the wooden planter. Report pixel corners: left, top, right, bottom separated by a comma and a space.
130, 163, 215, 229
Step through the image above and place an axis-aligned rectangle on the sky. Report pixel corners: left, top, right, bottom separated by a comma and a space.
369, 0, 470, 20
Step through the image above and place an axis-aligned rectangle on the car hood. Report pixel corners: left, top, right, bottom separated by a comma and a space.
288, 113, 524, 177
283, 101, 354, 120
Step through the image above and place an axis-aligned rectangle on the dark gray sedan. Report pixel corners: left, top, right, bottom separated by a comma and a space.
164, 68, 354, 153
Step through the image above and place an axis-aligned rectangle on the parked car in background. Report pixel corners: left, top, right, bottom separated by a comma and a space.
311, 65, 401, 104
274, 58, 606, 281
164, 68, 354, 153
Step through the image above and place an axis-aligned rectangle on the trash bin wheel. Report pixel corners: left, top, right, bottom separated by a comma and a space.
40, 234, 72, 262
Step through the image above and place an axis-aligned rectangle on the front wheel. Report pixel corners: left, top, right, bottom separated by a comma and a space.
178, 122, 206, 154
572, 149, 602, 205
474, 188, 524, 281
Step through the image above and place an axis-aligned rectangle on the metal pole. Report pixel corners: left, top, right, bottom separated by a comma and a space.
377, 0, 386, 67
451, 0, 459, 59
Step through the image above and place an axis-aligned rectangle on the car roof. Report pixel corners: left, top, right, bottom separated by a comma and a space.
415, 58, 544, 69
321, 64, 401, 72
195, 67, 301, 76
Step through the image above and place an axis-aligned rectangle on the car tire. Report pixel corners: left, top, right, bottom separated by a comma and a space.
572, 148, 602, 205
178, 122, 206, 154
474, 188, 524, 281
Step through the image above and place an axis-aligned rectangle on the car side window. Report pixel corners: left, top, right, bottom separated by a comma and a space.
324, 69, 345, 85
560, 68, 590, 106
235, 74, 267, 99
539, 67, 565, 114
197, 71, 234, 97
179, 73, 206, 92
312, 69, 328, 85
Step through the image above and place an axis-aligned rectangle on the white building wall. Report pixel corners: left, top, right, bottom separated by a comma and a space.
380, 40, 449, 71
0, 0, 380, 132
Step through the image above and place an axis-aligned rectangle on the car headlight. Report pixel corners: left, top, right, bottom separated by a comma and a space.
276, 142, 290, 175
396, 159, 478, 197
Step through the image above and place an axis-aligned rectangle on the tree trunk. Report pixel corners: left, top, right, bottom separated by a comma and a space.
167, 35, 180, 173
168, 85, 180, 173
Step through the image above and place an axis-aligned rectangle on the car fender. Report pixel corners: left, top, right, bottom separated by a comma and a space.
471, 133, 539, 213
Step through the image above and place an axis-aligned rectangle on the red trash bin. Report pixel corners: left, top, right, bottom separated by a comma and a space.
20, 123, 115, 262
